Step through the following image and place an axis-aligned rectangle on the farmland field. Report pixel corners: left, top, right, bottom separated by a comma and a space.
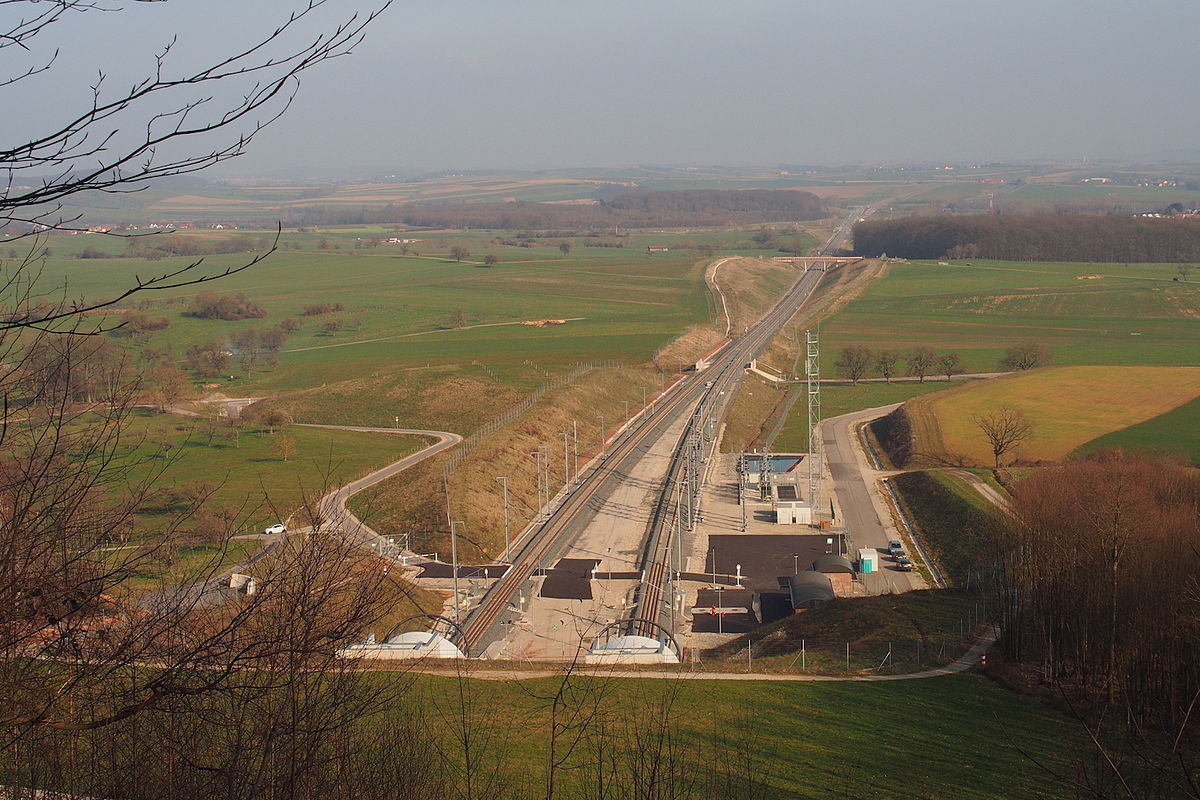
820, 259, 1200, 373
905, 366, 1200, 465
37, 235, 722, 401
1076, 393, 1200, 464
1004, 181, 1200, 209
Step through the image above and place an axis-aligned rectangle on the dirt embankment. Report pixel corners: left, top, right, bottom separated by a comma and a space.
653, 326, 727, 373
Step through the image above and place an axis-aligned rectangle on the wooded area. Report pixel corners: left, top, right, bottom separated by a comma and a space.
996, 452, 1200, 790
853, 214, 1200, 262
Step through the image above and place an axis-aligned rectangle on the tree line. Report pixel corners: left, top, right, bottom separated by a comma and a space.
284, 189, 827, 231
838, 341, 1050, 386
835, 345, 964, 384
853, 214, 1200, 262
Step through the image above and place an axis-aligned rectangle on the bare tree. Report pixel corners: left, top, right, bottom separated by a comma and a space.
0, 4, 407, 795
937, 351, 964, 381
1000, 341, 1050, 371
875, 350, 899, 383
1178, 263, 1193, 281
232, 328, 264, 378
835, 346, 872, 384
0, 0, 391, 334
275, 432, 298, 462
972, 406, 1033, 467
449, 245, 470, 262
906, 346, 937, 383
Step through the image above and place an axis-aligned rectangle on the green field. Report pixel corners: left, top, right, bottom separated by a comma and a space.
40, 238, 716, 404
907, 366, 1200, 464
33, 223, 820, 437
1005, 181, 1200, 209
820, 259, 1200, 373
400, 671, 1089, 799
773, 380, 966, 451
1077, 393, 1200, 463
115, 409, 431, 534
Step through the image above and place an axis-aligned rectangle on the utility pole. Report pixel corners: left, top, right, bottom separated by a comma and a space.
642, 385, 647, 412
572, 419, 579, 481
450, 520, 464, 623
806, 328, 822, 508
530, 450, 543, 513
540, 445, 550, 507
716, 585, 724, 635
562, 430, 570, 487
597, 415, 605, 456
495, 476, 510, 560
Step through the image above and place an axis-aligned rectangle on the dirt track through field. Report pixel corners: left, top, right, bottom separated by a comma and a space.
284, 318, 586, 353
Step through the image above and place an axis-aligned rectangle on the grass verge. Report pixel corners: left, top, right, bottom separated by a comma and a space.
888, 470, 1006, 586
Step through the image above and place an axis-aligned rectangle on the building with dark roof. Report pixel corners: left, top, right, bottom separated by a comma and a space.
787, 572, 835, 610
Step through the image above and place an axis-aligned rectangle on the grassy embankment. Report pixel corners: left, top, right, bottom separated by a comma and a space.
887, 470, 1006, 587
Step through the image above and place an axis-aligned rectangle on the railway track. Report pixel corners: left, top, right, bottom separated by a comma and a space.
460, 220, 857, 656
458, 357, 711, 653
629, 264, 830, 639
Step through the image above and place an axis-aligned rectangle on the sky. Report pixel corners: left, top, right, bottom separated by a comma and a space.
7, 0, 1200, 176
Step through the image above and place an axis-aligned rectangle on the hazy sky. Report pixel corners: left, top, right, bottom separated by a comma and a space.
10, 0, 1200, 174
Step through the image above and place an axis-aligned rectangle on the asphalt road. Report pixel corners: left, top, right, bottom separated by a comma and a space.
821, 404, 901, 553
299, 424, 463, 543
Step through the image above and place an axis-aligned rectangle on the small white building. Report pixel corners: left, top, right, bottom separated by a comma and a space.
776, 501, 813, 525
337, 631, 465, 660
585, 635, 679, 664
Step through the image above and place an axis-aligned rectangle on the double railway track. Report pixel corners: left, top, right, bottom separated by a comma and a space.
458, 357, 707, 653
629, 265, 829, 639
460, 246, 849, 656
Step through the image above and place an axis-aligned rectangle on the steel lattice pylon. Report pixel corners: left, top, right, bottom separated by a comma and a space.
806, 329, 821, 506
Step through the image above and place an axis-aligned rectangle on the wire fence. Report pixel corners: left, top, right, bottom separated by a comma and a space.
443, 360, 624, 476
689, 605, 993, 675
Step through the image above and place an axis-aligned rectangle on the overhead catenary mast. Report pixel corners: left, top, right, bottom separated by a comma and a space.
806, 327, 821, 508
